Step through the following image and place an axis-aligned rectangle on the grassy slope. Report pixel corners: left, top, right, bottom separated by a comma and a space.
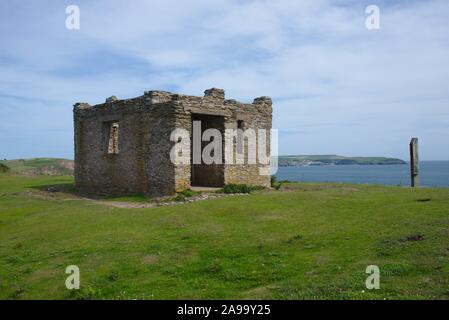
0, 174, 448, 299
0, 158, 61, 172
279, 155, 406, 164
0, 158, 73, 174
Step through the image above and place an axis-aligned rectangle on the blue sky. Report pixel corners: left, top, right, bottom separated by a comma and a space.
1, 0, 449, 160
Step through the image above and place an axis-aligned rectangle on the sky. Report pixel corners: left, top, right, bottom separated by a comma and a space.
1, 0, 448, 160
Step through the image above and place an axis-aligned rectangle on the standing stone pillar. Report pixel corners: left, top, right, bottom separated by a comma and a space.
409, 138, 419, 187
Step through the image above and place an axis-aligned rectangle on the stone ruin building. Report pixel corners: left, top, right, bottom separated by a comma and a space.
73, 88, 272, 196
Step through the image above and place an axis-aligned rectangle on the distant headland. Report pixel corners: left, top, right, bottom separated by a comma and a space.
278, 155, 406, 166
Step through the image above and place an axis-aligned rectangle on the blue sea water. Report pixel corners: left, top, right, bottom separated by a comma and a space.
275, 161, 449, 187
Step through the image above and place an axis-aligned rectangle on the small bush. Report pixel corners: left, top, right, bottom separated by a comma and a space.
174, 194, 186, 202
179, 189, 196, 197
173, 189, 198, 202
222, 184, 252, 194
271, 175, 283, 190
270, 175, 277, 186
274, 182, 283, 190
0, 163, 10, 173
221, 184, 264, 194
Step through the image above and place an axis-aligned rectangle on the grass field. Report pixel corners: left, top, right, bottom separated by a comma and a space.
0, 173, 448, 299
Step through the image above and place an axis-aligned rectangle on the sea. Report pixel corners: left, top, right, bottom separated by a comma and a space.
275, 161, 449, 187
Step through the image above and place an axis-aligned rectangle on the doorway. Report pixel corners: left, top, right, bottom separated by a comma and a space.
191, 114, 225, 187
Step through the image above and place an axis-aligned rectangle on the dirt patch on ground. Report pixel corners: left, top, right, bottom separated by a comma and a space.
242, 285, 277, 299
406, 234, 425, 242
92, 193, 251, 209
141, 255, 159, 265
23, 187, 252, 209
27, 267, 59, 282
92, 200, 157, 209
341, 187, 359, 192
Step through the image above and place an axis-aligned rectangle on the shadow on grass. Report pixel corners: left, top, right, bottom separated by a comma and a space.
29, 183, 151, 203
30, 182, 76, 194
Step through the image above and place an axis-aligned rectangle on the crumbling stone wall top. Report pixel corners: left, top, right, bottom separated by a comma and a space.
74, 88, 272, 114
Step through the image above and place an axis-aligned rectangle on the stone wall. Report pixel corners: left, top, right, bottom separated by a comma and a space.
74, 94, 176, 196
74, 88, 272, 197
74, 98, 147, 196
171, 88, 272, 190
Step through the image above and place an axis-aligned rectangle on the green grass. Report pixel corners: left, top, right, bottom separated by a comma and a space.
0, 173, 449, 299
104, 194, 152, 203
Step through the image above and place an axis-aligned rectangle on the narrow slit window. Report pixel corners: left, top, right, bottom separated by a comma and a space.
107, 122, 120, 154
237, 120, 244, 155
